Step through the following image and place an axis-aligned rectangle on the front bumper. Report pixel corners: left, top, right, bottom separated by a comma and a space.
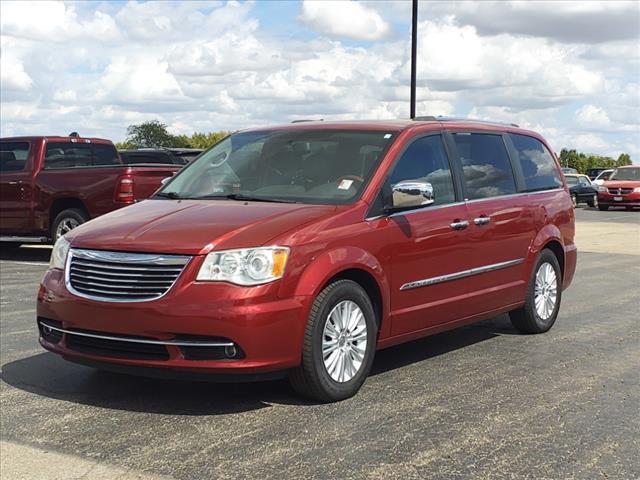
597, 191, 640, 207
37, 267, 311, 375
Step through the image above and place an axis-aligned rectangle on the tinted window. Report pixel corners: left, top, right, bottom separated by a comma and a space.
510, 134, 563, 191
453, 133, 516, 200
579, 176, 591, 186
0, 142, 30, 172
121, 152, 174, 165
388, 135, 455, 206
44, 142, 119, 169
610, 167, 640, 181
93, 144, 119, 166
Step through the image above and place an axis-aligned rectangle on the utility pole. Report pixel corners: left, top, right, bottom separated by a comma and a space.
410, 0, 418, 119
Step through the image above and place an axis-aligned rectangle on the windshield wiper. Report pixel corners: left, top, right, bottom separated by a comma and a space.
154, 191, 183, 199
191, 193, 299, 204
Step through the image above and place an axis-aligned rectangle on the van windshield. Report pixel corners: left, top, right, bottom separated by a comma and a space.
157, 129, 396, 204
609, 167, 640, 181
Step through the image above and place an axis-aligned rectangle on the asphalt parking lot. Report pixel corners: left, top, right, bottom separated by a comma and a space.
1, 207, 639, 480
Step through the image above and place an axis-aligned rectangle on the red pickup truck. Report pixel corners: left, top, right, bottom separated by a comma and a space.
0, 135, 182, 245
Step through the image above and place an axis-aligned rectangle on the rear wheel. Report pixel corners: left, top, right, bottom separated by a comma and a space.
598, 204, 609, 211
52, 208, 88, 242
288, 279, 377, 402
510, 249, 562, 334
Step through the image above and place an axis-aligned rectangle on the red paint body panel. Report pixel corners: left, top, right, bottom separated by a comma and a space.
0, 136, 181, 238
36, 121, 577, 376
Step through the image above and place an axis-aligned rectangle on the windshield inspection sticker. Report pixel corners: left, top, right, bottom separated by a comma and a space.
338, 179, 354, 190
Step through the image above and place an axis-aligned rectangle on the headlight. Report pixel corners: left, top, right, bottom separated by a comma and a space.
49, 236, 70, 270
597, 185, 608, 192
634, 187, 640, 193
197, 246, 289, 285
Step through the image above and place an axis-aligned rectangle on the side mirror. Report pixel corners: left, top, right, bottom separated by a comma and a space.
161, 177, 171, 185
389, 181, 435, 211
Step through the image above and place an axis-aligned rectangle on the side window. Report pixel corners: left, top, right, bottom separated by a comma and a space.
0, 142, 30, 172
579, 176, 591, 186
44, 143, 93, 169
92, 144, 119, 166
452, 133, 516, 200
388, 135, 455, 206
510, 134, 562, 191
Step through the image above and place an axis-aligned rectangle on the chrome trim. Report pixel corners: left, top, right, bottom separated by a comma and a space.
400, 258, 524, 291
65, 249, 191, 303
450, 219, 469, 230
464, 188, 563, 204
0, 236, 48, 243
474, 216, 491, 226
39, 320, 234, 347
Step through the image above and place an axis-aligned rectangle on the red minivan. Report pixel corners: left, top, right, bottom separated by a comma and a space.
37, 119, 577, 402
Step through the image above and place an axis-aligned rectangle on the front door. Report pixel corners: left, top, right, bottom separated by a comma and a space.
370, 134, 475, 335
0, 141, 32, 234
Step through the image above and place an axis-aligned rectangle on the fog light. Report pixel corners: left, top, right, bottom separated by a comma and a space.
224, 345, 237, 358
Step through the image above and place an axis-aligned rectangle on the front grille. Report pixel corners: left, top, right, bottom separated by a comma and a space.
66, 330, 170, 360
607, 187, 633, 195
67, 249, 190, 302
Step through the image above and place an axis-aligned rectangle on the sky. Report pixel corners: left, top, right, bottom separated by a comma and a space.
1, 0, 639, 160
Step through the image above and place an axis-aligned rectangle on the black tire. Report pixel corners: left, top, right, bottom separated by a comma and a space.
51, 208, 88, 242
587, 194, 597, 208
571, 194, 578, 208
510, 249, 562, 334
288, 279, 377, 402
598, 204, 609, 211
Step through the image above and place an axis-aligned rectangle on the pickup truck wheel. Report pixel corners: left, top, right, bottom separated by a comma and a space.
52, 208, 88, 242
288, 279, 377, 402
510, 249, 562, 334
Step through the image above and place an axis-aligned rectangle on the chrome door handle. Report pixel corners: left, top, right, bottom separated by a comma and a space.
450, 219, 469, 230
474, 216, 491, 226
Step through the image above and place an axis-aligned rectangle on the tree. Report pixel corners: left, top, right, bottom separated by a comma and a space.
616, 153, 632, 166
558, 148, 633, 174
125, 120, 175, 148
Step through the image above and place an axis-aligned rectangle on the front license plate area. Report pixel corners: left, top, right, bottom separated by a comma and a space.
614, 196, 623, 201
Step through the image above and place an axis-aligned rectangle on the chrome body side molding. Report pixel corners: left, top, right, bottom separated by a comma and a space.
400, 258, 524, 291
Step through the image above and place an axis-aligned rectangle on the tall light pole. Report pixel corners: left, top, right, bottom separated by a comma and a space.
410, 0, 418, 119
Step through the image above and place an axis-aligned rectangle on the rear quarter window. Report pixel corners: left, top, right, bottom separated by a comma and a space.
44, 142, 119, 169
509, 134, 563, 191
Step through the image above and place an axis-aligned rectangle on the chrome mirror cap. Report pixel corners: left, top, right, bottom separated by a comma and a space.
391, 181, 435, 209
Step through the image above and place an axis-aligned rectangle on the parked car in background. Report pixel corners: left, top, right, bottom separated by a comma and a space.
592, 169, 614, 185
37, 118, 576, 402
596, 165, 640, 211
586, 167, 609, 180
561, 167, 578, 174
0, 134, 183, 246
564, 174, 598, 208
119, 148, 203, 166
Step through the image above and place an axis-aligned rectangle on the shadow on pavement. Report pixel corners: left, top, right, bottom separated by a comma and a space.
1, 315, 517, 414
0, 245, 52, 262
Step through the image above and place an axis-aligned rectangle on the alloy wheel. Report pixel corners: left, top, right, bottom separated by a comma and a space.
322, 300, 367, 383
534, 262, 558, 320
56, 217, 80, 240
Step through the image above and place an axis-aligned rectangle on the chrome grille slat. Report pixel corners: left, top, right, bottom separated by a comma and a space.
70, 273, 174, 284
607, 187, 633, 195
67, 249, 190, 303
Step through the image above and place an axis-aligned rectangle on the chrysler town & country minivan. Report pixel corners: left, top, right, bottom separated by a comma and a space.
37, 118, 577, 402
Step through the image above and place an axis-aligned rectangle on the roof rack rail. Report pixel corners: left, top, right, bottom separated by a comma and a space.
291, 119, 324, 123
412, 116, 519, 128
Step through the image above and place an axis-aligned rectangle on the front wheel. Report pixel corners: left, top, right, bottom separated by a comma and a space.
288, 279, 377, 402
510, 249, 562, 334
598, 204, 609, 211
587, 194, 598, 208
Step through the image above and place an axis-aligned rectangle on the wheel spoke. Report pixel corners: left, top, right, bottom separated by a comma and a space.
323, 300, 368, 383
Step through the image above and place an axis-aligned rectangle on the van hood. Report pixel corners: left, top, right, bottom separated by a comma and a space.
602, 180, 640, 189
67, 199, 337, 255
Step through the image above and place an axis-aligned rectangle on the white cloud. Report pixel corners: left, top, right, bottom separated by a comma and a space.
0, 51, 33, 91
574, 105, 612, 130
299, 0, 390, 41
